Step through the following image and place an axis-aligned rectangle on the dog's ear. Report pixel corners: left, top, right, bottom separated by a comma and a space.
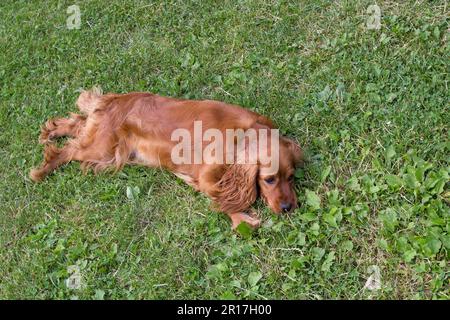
214, 163, 258, 213
282, 137, 304, 166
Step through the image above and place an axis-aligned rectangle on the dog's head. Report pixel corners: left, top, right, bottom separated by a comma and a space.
257, 136, 303, 213
215, 125, 303, 215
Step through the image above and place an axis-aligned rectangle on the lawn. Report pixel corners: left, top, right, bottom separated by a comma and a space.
0, 0, 448, 299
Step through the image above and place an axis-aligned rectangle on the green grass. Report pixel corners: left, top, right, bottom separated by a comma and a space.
0, 0, 448, 299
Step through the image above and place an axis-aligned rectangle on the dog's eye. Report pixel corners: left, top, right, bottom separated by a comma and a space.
288, 175, 294, 182
264, 177, 276, 184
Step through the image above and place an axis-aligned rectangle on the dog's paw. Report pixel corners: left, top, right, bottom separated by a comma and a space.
39, 120, 57, 144
230, 212, 261, 230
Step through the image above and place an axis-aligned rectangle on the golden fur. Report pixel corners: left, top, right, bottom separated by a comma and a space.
30, 89, 303, 229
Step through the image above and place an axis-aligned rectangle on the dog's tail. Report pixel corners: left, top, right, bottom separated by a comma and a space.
76, 86, 103, 115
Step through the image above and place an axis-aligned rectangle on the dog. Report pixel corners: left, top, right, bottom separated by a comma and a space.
30, 88, 303, 229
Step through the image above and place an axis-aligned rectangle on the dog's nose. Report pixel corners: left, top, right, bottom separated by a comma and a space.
281, 202, 292, 212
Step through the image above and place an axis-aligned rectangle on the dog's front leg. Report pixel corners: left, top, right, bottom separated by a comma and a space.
226, 211, 261, 230
196, 165, 261, 230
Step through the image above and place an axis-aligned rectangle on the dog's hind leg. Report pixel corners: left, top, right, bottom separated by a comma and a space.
39, 113, 86, 144
29, 143, 77, 181
31, 120, 126, 182
29, 137, 114, 182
